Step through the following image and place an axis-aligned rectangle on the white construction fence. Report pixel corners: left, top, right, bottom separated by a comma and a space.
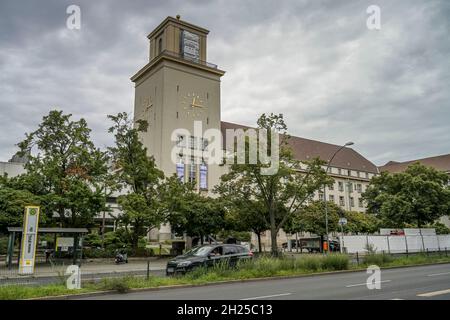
341, 229, 450, 254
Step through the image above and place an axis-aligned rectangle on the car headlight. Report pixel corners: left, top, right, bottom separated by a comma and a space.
177, 261, 192, 267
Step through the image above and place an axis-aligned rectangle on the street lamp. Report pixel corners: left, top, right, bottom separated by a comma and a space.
323, 141, 354, 254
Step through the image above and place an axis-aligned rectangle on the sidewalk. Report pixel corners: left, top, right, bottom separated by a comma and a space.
0, 257, 169, 280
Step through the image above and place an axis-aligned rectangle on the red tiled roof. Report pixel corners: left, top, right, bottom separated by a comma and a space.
379, 154, 450, 173
220, 121, 378, 173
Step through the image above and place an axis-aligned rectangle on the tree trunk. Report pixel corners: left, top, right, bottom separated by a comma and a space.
257, 232, 262, 253
269, 204, 279, 256
132, 234, 139, 252
270, 227, 278, 256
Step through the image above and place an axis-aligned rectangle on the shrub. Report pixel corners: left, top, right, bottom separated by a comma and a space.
100, 277, 131, 293
0, 236, 8, 255
298, 256, 321, 272
82, 247, 116, 259
363, 253, 393, 266
83, 233, 102, 248
321, 254, 349, 271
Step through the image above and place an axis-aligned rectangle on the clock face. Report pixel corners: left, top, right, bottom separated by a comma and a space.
180, 92, 207, 118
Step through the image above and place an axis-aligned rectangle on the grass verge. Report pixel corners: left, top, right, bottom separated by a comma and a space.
1, 252, 450, 300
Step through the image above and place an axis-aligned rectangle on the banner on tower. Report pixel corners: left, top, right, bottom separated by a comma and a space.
181, 30, 200, 62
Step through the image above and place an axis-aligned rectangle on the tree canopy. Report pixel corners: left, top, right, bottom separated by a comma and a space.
14, 110, 109, 227
363, 163, 450, 227
108, 112, 166, 249
215, 113, 331, 254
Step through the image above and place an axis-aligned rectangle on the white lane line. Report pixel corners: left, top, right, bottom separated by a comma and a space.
241, 293, 292, 300
345, 280, 391, 288
427, 272, 450, 277
391, 298, 404, 300
417, 288, 450, 297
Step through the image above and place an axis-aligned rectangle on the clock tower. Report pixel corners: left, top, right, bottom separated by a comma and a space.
131, 16, 225, 239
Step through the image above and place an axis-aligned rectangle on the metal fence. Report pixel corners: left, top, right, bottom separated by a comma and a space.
341, 234, 450, 254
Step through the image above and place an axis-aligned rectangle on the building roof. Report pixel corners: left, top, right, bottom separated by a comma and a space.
220, 121, 378, 173
379, 153, 450, 173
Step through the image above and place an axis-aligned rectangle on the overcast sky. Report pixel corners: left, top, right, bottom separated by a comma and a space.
0, 0, 449, 166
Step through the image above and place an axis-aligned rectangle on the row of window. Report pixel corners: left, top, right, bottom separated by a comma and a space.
176, 135, 209, 151
333, 168, 370, 179
319, 193, 365, 208
328, 182, 366, 193
176, 162, 208, 190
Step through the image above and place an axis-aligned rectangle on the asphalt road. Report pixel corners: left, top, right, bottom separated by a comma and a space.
76, 263, 450, 300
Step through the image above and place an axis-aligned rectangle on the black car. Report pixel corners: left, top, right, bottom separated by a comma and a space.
166, 244, 253, 275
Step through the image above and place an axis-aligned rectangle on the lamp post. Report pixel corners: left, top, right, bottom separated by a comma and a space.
323, 141, 354, 254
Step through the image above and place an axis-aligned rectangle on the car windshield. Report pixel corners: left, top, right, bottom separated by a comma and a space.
185, 246, 214, 257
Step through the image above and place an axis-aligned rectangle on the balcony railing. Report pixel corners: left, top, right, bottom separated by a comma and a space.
155, 50, 218, 69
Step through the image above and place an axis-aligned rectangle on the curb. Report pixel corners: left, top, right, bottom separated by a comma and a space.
32, 260, 450, 300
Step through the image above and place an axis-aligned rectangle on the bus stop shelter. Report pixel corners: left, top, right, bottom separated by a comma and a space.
6, 227, 88, 270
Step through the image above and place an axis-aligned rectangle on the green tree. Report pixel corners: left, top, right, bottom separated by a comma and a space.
286, 201, 344, 242
0, 183, 42, 233
363, 163, 450, 227
16, 110, 109, 227
221, 198, 268, 252
169, 193, 225, 244
108, 112, 165, 250
215, 113, 331, 254
343, 210, 380, 234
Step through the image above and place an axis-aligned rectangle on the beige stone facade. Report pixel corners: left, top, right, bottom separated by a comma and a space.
132, 17, 379, 245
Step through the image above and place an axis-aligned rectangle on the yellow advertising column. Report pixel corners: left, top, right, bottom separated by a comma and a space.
19, 206, 40, 275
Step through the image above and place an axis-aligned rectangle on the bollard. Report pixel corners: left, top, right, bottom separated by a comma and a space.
426, 248, 429, 257
146, 260, 150, 280
446, 247, 448, 257
356, 252, 360, 265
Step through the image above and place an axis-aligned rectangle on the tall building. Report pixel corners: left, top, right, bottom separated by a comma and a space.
132, 16, 378, 244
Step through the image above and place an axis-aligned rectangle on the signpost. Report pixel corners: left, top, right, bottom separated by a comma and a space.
338, 217, 347, 253
19, 206, 40, 275
56, 237, 74, 252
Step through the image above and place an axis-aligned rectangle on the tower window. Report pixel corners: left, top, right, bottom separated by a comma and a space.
189, 156, 197, 185
200, 161, 208, 190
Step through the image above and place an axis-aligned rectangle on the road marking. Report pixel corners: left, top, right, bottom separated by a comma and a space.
417, 288, 450, 297
391, 298, 404, 300
241, 293, 292, 300
345, 280, 391, 288
427, 272, 450, 277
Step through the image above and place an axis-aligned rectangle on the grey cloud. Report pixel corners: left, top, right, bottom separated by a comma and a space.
0, 0, 449, 166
